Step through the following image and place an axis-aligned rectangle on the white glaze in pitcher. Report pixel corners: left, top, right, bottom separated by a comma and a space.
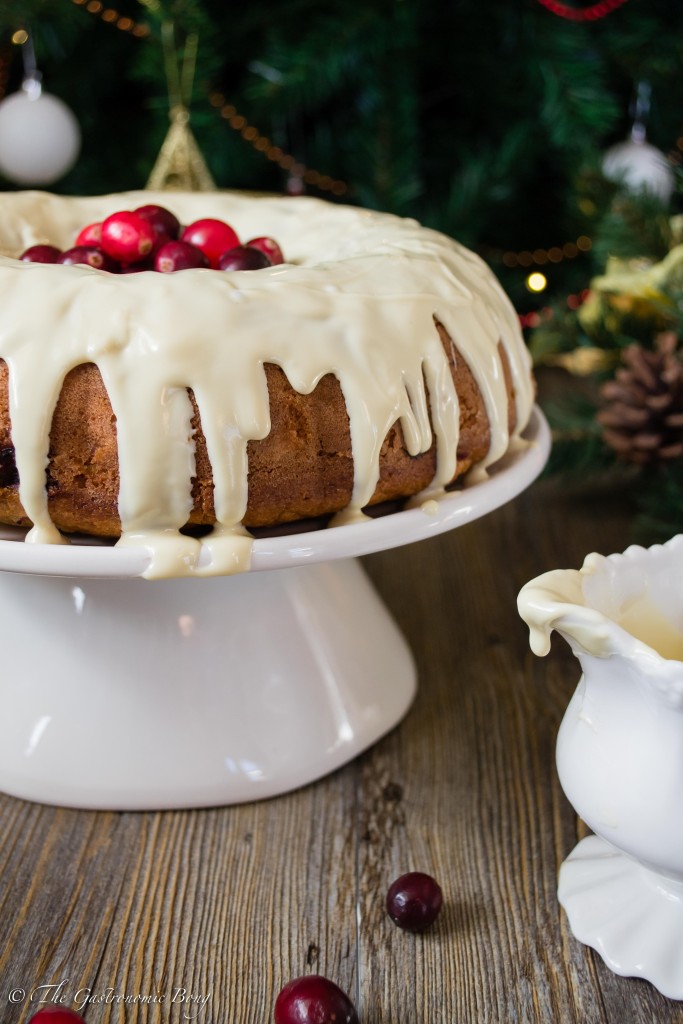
518, 534, 683, 999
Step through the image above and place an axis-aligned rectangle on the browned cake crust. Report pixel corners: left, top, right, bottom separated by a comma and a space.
0, 320, 518, 537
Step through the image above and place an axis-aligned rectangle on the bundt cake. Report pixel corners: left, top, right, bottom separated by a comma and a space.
0, 190, 535, 577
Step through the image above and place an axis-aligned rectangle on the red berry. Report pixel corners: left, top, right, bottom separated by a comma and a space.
75, 221, 102, 247
100, 210, 155, 263
181, 218, 239, 268
135, 203, 181, 249
217, 245, 271, 272
246, 236, 284, 265
386, 871, 443, 932
20, 244, 62, 263
28, 1009, 86, 1023
154, 240, 209, 273
58, 246, 119, 272
274, 976, 359, 1024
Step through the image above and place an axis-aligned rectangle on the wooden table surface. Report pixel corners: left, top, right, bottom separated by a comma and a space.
1, 474, 682, 1024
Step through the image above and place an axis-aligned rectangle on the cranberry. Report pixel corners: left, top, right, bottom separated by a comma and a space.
217, 245, 271, 272
58, 246, 119, 272
154, 240, 209, 273
20, 244, 62, 263
246, 235, 284, 265
135, 203, 181, 249
181, 218, 239, 268
75, 221, 102, 247
386, 871, 443, 931
274, 976, 359, 1024
28, 1010, 87, 1023
100, 210, 155, 263
0, 445, 18, 487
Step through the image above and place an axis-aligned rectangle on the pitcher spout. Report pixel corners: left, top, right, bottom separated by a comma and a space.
518, 564, 621, 660
518, 537, 683, 708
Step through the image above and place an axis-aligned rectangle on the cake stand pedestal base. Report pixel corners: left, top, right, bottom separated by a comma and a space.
0, 558, 416, 810
558, 835, 683, 1000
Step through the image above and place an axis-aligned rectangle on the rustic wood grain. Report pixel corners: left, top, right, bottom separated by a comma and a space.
1, 477, 683, 1024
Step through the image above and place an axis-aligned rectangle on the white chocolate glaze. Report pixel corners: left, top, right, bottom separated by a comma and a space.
0, 190, 534, 578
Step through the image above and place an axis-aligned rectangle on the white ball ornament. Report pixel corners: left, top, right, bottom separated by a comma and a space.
602, 135, 674, 204
0, 83, 81, 186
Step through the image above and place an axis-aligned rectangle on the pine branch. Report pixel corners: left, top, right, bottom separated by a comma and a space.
592, 192, 673, 268
533, 26, 621, 152
541, 387, 611, 473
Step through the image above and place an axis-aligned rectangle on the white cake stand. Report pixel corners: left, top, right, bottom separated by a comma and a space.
0, 407, 549, 810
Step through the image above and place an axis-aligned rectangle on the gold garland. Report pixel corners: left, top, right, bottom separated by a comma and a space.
70, 0, 150, 37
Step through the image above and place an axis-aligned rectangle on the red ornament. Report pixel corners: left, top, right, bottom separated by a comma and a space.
536, 0, 628, 21
181, 218, 240, 268
246, 236, 284, 265
274, 976, 359, 1024
100, 210, 155, 263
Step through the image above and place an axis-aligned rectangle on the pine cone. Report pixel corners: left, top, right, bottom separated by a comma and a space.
597, 332, 683, 465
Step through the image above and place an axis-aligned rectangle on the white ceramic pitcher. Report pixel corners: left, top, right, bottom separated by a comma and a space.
518, 534, 683, 999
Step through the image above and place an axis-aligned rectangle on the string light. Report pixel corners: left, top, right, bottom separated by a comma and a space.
208, 92, 347, 196
536, 0, 629, 21
486, 234, 591, 269
525, 272, 548, 293
70, 0, 150, 37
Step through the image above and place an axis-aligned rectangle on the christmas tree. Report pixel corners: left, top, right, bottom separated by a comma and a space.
2, 0, 683, 535
0, 0, 681, 312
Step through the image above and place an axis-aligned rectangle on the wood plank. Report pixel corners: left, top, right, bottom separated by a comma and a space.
0, 477, 682, 1023
0, 779, 358, 1022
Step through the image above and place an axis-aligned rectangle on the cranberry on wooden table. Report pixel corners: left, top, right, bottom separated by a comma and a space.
386, 871, 443, 931
27, 1009, 87, 1023
274, 975, 359, 1024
